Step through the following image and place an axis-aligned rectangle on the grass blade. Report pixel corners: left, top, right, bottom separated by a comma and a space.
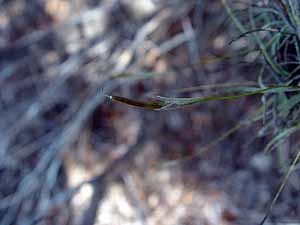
260, 148, 300, 225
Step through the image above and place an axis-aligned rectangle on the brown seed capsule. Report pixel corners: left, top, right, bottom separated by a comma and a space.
108, 95, 164, 110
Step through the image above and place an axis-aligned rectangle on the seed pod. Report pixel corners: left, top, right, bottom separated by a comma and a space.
108, 95, 165, 110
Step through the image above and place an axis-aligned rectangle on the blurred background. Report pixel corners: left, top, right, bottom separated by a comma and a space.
0, 0, 299, 225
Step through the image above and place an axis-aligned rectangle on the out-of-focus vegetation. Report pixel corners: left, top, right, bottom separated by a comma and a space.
0, 0, 299, 225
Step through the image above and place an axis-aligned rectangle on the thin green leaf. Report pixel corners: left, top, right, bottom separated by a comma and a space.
157, 86, 300, 110
264, 125, 300, 152
260, 148, 300, 225
109, 85, 300, 110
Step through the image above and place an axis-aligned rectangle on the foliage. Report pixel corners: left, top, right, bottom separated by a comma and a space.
110, 1, 300, 223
